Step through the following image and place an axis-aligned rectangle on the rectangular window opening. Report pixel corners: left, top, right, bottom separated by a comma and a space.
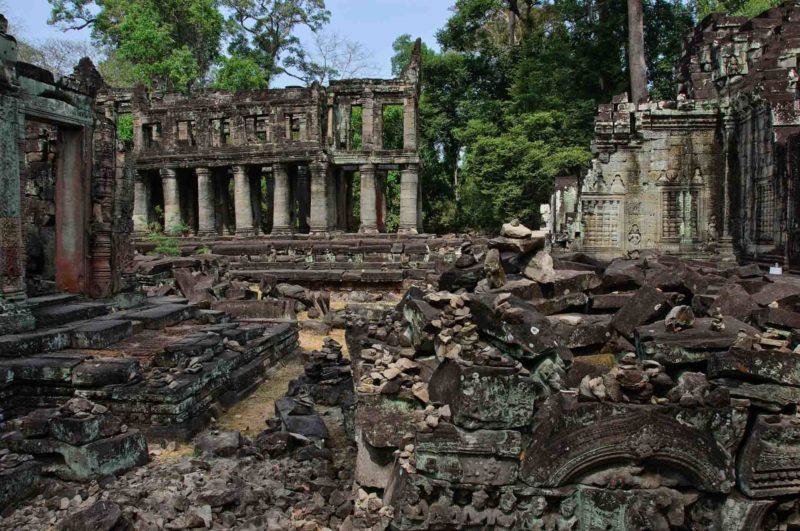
350, 105, 363, 150
382, 104, 403, 150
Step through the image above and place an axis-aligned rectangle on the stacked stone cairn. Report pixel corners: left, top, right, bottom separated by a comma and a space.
345, 220, 800, 530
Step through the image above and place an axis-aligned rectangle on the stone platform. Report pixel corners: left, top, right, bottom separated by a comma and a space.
135, 234, 478, 288
0, 294, 299, 440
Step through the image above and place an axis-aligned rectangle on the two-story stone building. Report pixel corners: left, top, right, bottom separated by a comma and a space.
131, 41, 423, 238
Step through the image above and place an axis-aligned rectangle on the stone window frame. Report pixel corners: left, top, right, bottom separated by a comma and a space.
656, 185, 703, 243
580, 195, 625, 250
142, 122, 162, 149
176, 120, 196, 146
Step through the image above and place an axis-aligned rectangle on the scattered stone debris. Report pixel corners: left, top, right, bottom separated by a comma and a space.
343, 225, 800, 529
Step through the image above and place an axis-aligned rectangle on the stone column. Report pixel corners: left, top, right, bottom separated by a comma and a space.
196, 167, 216, 236
233, 165, 254, 236
0, 60, 35, 333
400, 165, 420, 234
161, 168, 181, 234
359, 164, 378, 233
403, 95, 417, 151
133, 170, 150, 234
309, 162, 330, 236
362, 92, 374, 149
272, 163, 292, 234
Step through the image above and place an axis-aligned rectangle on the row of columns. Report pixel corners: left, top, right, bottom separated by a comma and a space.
133, 162, 421, 236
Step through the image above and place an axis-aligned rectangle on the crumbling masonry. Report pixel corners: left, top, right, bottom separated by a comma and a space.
572, 3, 800, 265
130, 45, 422, 238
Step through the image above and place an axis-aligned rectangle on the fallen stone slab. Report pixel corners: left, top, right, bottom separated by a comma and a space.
0, 328, 72, 358
531, 292, 589, 315
751, 280, 800, 307
636, 317, 758, 365
711, 282, 760, 323
712, 378, 800, 412
488, 235, 543, 254
590, 291, 636, 311
709, 348, 800, 387
195, 431, 241, 457
546, 314, 613, 350
1, 430, 148, 482
33, 302, 109, 328
469, 294, 569, 361
125, 303, 199, 330
611, 285, 670, 339
71, 320, 133, 349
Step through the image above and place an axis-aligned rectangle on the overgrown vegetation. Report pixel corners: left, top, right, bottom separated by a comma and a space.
41, 0, 784, 232
145, 222, 181, 257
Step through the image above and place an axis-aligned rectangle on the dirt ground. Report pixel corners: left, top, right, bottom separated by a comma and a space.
216, 316, 349, 434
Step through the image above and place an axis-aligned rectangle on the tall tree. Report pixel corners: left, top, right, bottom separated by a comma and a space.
283, 32, 377, 86
48, 0, 224, 91
627, 0, 648, 103
221, 0, 330, 86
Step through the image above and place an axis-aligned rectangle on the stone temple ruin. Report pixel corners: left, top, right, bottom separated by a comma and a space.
564, 3, 800, 265
6, 4, 800, 531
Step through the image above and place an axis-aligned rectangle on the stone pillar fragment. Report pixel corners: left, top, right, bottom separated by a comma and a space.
403, 96, 417, 151
233, 165, 254, 236
309, 162, 330, 236
161, 168, 181, 234
133, 171, 150, 234
272, 163, 292, 234
362, 94, 374, 149
359, 164, 378, 234
400, 165, 420, 234
196, 167, 215, 236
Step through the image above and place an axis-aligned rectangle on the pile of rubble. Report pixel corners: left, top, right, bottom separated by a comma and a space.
1, 336, 360, 530
345, 221, 800, 529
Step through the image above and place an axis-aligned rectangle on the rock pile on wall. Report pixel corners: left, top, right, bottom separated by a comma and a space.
346, 222, 800, 529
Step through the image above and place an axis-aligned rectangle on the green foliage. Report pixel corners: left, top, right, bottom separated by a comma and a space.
459, 112, 591, 229
221, 0, 330, 86
695, 0, 782, 18
389, 0, 706, 233
382, 105, 404, 150
145, 222, 181, 257
350, 105, 363, 149
116, 113, 133, 142
48, 0, 224, 91
212, 56, 269, 90
384, 171, 401, 233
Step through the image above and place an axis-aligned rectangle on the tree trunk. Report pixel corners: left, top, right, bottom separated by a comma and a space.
627, 0, 648, 104
507, 9, 517, 47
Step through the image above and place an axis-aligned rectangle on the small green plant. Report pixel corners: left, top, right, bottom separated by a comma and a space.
146, 221, 181, 257
196, 245, 212, 255
169, 220, 192, 236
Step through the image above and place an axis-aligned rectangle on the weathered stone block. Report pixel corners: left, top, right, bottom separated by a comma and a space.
709, 348, 800, 386
635, 317, 757, 365
71, 320, 133, 349
739, 414, 800, 498
611, 285, 669, 339
414, 423, 521, 485
71, 358, 141, 388
429, 359, 539, 430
